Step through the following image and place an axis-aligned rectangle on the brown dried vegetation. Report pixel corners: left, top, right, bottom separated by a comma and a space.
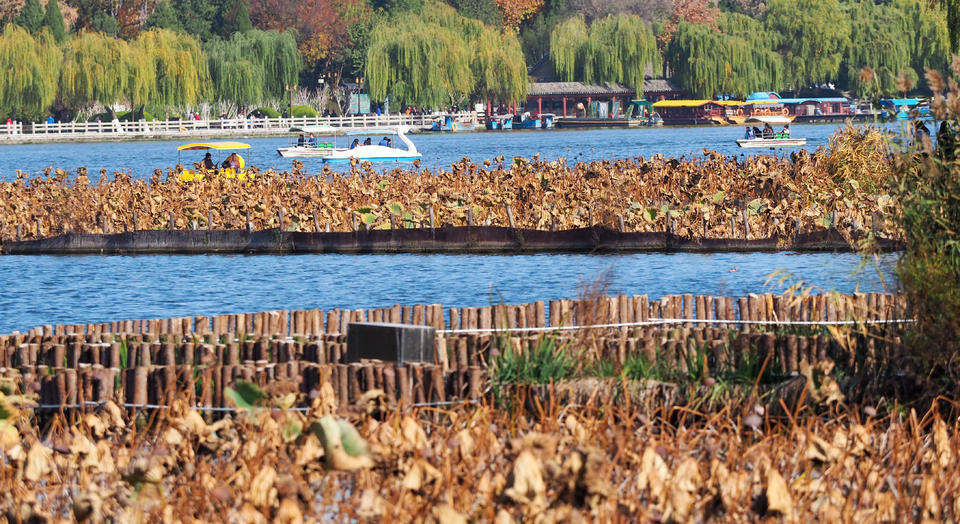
2, 383, 959, 521
0, 126, 897, 244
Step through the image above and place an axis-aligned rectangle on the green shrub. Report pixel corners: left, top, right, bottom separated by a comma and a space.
251, 106, 280, 118
88, 110, 156, 122
291, 104, 318, 118
491, 335, 574, 386
891, 67, 960, 395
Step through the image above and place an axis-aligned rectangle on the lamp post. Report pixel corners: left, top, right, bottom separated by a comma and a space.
284, 84, 297, 117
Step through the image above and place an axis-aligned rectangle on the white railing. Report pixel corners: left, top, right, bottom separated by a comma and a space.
1, 112, 479, 138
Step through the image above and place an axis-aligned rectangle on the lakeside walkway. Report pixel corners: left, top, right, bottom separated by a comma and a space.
0, 112, 479, 144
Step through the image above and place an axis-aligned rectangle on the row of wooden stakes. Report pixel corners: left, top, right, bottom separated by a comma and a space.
29, 360, 486, 413
8, 324, 902, 391
15, 292, 908, 338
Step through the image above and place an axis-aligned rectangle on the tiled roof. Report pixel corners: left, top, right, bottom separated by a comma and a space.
528, 78, 680, 97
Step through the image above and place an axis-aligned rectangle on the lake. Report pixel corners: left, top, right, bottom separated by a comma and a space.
0, 251, 897, 333
0, 121, 901, 180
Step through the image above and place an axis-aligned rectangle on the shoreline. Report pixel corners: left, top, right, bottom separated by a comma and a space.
0, 226, 900, 255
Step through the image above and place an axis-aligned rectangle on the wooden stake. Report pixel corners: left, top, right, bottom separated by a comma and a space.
246, 210, 252, 232
169, 211, 175, 230
505, 204, 515, 228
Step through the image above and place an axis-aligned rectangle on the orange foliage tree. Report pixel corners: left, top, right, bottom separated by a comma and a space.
250, 0, 369, 71
496, 0, 544, 29
656, 0, 719, 47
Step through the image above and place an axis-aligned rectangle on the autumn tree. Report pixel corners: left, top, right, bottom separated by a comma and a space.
496, 0, 544, 29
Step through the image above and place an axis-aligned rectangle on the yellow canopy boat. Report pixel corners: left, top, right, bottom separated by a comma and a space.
176, 141, 252, 181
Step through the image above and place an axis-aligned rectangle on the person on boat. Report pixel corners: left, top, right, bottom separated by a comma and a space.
363, 137, 372, 146
201, 152, 216, 170
744, 126, 753, 139
762, 123, 774, 139
297, 134, 305, 147
350, 138, 360, 149
308, 134, 317, 147
379, 136, 389, 146
385, 137, 392, 147
221, 153, 241, 171
781, 124, 790, 138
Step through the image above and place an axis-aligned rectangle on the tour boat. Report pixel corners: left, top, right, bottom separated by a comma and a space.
736, 137, 807, 148
278, 125, 421, 162
176, 141, 252, 181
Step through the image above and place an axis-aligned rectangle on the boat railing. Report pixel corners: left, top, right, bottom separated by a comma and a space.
0, 112, 479, 139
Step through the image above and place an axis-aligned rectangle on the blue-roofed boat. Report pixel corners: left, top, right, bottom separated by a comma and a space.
485, 114, 514, 130
879, 98, 933, 120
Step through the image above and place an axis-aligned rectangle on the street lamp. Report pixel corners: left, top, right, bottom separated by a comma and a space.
284, 84, 297, 117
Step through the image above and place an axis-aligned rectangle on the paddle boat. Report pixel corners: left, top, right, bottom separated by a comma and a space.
737, 128, 806, 148
277, 125, 341, 157
279, 126, 420, 162
176, 141, 252, 181
737, 137, 807, 148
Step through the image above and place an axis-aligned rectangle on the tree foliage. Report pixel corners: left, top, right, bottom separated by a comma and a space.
550, 14, 658, 94
42, 0, 65, 42
134, 29, 209, 110
205, 29, 299, 106
15, 0, 43, 32
842, 1, 910, 97
946, 0, 960, 55
367, 3, 526, 107
764, 0, 850, 89
665, 16, 782, 98
0, 24, 60, 120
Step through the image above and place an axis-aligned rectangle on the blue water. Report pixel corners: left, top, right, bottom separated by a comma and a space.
0, 252, 897, 333
0, 122, 900, 180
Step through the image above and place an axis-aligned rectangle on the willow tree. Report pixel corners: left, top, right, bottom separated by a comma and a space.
58, 31, 133, 117
764, 0, 850, 89
133, 29, 209, 116
842, 1, 911, 97
205, 38, 265, 109
549, 14, 658, 94
236, 30, 300, 99
946, 0, 960, 54
0, 25, 60, 120
896, 0, 949, 82
366, 3, 523, 108
471, 23, 527, 104
664, 19, 782, 98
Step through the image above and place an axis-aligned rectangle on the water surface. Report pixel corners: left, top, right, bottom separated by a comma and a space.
0, 251, 897, 333
0, 122, 900, 180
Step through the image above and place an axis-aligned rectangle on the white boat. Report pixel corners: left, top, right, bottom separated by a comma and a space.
277, 125, 421, 162
736, 137, 807, 148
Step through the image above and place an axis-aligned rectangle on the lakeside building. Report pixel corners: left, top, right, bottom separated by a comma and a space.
524, 79, 682, 117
